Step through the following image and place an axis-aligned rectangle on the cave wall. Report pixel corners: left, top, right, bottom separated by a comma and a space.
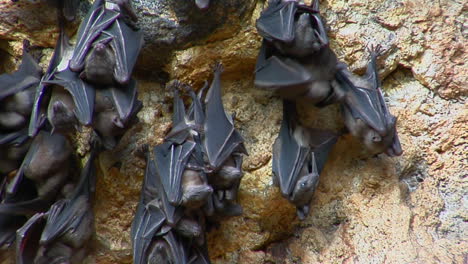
0, 0, 466, 263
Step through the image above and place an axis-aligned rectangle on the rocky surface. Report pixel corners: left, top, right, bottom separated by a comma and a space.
0, 0, 466, 263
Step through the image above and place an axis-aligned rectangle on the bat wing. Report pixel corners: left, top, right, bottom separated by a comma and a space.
165, 87, 192, 144
189, 245, 211, 264
109, 79, 139, 123
105, 18, 143, 85
203, 64, 246, 170
149, 152, 183, 226
15, 212, 46, 264
0, 128, 28, 146
256, 0, 297, 42
366, 49, 402, 155
154, 141, 195, 206
0, 214, 26, 248
272, 100, 311, 196
187, 87, 205, 129
255, 55, 313, 95
0, 52, 42, 100
69, 0, 119, 72
307, 129, 337, 174
132, 203, 166, 264
335, 69, 387, 135
44, 69, 96, 126
39, 151, 96, 244
0, 197, 50, 215
163, 230, 188, 264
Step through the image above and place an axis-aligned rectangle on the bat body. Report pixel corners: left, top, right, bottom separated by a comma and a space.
0, 131, 72, 217
255, 0, 341, 106
15, 152, 96, 264
335, 46, 402, 156
69, 0, 143, 86
272, 100, 337, 220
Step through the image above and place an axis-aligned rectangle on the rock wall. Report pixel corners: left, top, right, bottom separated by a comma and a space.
0, 0, 466, 263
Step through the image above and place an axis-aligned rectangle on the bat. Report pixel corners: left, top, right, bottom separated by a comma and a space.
69, 0, 143, 86
188, 243, 211, 264
335, 46, 402, 156
15, 151, 96, 264
202, 63, 247, 217
156, 83, 212, 209
255, 0, 341, 106
272, 100, 337, 220
0, 41, 42, 132
29, 26, 95, 136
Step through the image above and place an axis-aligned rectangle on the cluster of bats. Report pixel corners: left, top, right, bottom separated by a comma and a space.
1, 0, 144, 263
255, 0, 403, 220
0, 0, 404, 263
131, 64, 247, 264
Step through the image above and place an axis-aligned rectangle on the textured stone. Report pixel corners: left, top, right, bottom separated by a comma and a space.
0, 0, 466, 263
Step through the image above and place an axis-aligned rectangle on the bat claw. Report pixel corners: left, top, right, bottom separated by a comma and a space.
213, 62, 224, 74
367, 43, 384, 58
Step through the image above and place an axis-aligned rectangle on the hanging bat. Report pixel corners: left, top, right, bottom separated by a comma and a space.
29, 26, 95, 136
131, 155, 168, 264
335, 46, 402, 157
272, 100, 337, 220
0, 41, 42, 132
69, 0, 143, 86
132, 151, 197, 264
202, 63, 247, 216
255, 0, 341, 106
16, 151, 96, 264
0, 131, 72, 216
156, 83, 213, 210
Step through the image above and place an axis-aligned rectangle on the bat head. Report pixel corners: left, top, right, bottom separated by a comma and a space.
49, 100, 76, 133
